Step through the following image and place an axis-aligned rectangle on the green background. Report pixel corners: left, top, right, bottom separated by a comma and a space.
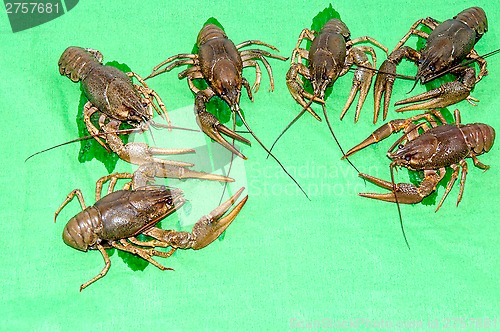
1, 0, 498, 330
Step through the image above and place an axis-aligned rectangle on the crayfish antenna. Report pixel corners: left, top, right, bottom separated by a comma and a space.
267, 93, 319, 158
350, 64, 416, 81
322, 103, 359, 174
144, 118, 158, 147
234, 105, 310, 201
407, 76, 420, 94
24, 123, 201, 162
24, 128, 139, 162
150, 121, 200, 132
390, 162, 410, 250
267, 108, 307, 159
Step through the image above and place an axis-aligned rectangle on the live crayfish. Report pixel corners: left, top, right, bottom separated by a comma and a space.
269, 17, 388, 160
344, 109, 495, 211
58, 46, 230, 183
373, 7, 489, 122
287, 18, 387, 123
55, 172, 247, 291
148, 23, 287, 160
147, 22, 309, 198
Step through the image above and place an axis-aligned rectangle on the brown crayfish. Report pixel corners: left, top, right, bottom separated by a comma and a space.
269, 18, 387, 162
373, 7, 489, 122
55, 173, 247, 291
148, 23, 309, 198
58, 46, 230, 183
148, 23, 288, 160
344, 109, 495, 211
286, 18, 387, 123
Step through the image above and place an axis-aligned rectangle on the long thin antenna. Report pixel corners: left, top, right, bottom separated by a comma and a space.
25, 123, 199, 162
267, 95, 318, 158
322, 103, 359, 173
267, 108, 307, 159
151, 122, 200, 132
234, 106, 310, 200
407, 76, 420, 94
351, 64, 416, 80
25, 128, 138, 162
390, 162, 410, 249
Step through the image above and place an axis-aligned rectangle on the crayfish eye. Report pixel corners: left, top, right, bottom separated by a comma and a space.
405, 155, 411, 161
398, 144, 404, 150
166, 198, 173, 206
429, 64, 436, 71
142, 102, 148, 108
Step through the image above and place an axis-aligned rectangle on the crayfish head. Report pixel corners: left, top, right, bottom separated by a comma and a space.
388, 146, 418, 170
212, 60, 242, 108
388, 137, 436, 171
416, 43, 454, 84
309, 29, 346, 98
122, 98, 152, 129
310, 64, 337, 99
128, 186, 186, 222
107, 83, 152, 127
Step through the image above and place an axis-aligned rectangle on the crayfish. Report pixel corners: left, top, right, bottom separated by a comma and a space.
55, 172, 247, 291
373, 7, 488, 122
286, 18, 387, 123
148, 23, 287, 159
269, 17, 387, 171
344, 109, 495, 211
58, 46, 230, 182
148, 22, 309, 198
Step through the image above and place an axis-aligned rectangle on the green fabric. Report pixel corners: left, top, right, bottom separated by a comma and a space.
2, 1, 498, 330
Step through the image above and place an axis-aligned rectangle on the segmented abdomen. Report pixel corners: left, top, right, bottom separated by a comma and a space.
454, 7, 488, 38
461, 123, 495, 155
63, 206, 102, 251
58, 46, 102, 83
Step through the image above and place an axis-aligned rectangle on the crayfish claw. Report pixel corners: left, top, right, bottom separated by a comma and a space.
132, 162, 234, 187
190, 187, 248, 250
394, 81, 471, 112
358, 173, 424, 204
358, 172, 394, 190
286, 64, 323, 121
195, 101, 250, 160
373, 59, 397, 123
343, 119, 408, 159
341, 62, 374, 122
141, 188, 247, 251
